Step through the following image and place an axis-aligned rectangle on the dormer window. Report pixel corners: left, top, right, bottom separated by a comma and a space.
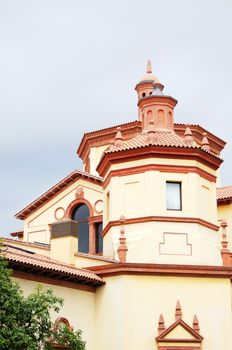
166, 182, 182, 211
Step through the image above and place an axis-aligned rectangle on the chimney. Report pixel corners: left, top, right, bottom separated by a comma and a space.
50, 219, 78, 265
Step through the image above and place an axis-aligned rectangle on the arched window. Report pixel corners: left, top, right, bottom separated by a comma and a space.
72, 204, 90, 253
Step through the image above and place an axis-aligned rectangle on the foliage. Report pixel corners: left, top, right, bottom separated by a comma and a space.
0, 255, 86, 350
50, 324, 86, 350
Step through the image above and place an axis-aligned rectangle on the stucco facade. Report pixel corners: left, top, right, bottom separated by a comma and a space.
2, 61, 232, 350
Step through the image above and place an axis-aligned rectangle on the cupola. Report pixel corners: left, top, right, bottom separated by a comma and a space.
136, 62, 178, 131
135, 60, 159, 120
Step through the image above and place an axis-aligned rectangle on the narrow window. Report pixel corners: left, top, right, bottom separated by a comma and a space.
95, 222, 103, 254
106, 191, 110, 221
72, 204, 90, 253
166, 182, 182, 210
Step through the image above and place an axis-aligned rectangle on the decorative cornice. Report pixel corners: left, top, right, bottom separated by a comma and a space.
137, 94, 178, 109
103, 164, 216, 189
10, 230, 24, 238
87, 262, 232, 279
102, 216, 219, 237
12, 271, 97, 293
77, 121, 225, 164
97, 144, 222, 177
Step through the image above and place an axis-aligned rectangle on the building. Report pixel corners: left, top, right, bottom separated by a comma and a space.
2, 62, 232, 350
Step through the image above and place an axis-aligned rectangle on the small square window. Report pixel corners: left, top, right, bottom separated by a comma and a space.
166, 182, 182, 210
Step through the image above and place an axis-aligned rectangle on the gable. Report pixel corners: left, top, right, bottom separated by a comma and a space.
27, 179, 102, 225
156, 319, 203, 344
16, 170, 102, 220
21, 176, 103, 244
164, 324, 196, 340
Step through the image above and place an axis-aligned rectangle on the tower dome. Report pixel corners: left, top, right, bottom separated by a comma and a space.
139, 60, 160, 83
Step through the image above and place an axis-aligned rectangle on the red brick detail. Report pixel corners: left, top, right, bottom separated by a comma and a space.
65, 198, 94, 218
87, 262, 232, 279
10, 230, 24, 238
102, 216, 219, 237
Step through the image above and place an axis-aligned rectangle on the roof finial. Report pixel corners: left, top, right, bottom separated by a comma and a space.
220, 220, 232, 266
221, 219, 228, 250
175, 301, 182, 320
146, 60, 152, 74
158, 314, 166, 334
201, 132, 210, 151
117, 215, 128, 263
184, 125, 193, 144
193, 315, 200, 334
114, 127, 123, 147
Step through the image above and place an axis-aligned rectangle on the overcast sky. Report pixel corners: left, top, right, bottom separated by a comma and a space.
0, 0, 232, 235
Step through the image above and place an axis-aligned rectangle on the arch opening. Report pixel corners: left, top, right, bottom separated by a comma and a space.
72, 203, 90, 253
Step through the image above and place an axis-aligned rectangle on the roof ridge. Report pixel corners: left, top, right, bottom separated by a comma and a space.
83, 120, 140, 136
217, 185, 232, 190
2, 247, 103, 282
15, 169, 103, 220
4, 246, 95, 273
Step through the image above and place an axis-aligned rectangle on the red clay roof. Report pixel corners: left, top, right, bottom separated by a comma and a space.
217, 186, 232, 202
15, 170, 103, 220
10, 230, 23, 238
3, 237, 50, 250
1, 244, 103, 285
77, 120, 226, 159
106, 131, 220, 159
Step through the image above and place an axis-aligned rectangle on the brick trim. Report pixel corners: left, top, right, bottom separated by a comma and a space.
65, 198, 94, 218
87, 262, 232, 279
13, 271, 97, 293
102, 216, 219, 237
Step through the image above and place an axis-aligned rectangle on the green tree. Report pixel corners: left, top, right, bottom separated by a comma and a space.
0, 255, 86, 350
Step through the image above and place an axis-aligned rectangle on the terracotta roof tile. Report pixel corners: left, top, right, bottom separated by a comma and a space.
10, 230, 23, 238
106, 131, 219, 159
217, 186, 232, 201
3, 237, 50, 250
1, 245, 103, 284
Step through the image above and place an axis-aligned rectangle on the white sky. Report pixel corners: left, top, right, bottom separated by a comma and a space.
0, 0, 232, 235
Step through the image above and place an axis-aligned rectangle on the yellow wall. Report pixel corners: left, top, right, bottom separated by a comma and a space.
103, 162, 217, 227
24, 178, 103, 245
89, 145, 108, 176
13, 277, 96, 350
102, 159, 219, 265
95, 275, 232, 350
103, 221, 222, 265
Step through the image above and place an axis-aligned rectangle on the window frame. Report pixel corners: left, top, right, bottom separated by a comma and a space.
166, 181, 182, 211
72, 203, 90, 253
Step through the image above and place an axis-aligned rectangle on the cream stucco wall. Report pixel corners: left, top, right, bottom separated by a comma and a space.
102, 166, 219, 265
95, 275, 232, 350
217, 203, 232, 251
24, 179, 103, 245
89, 145, 108, 176
104, 171, 217, 224
13, 277, 96, 350
103, 221, 222, 265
